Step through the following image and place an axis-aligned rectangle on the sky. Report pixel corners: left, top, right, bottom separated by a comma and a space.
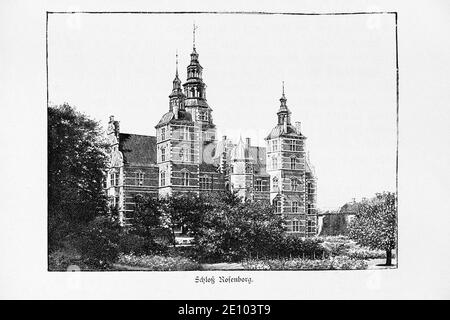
48, 12, 397, 210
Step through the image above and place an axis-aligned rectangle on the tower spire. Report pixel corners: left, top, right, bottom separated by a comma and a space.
175, 50, 179, 77
193, 22, 198, 50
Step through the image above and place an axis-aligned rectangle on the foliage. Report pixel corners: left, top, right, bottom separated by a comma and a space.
345, 248, 386, 260
242, 256, 368, 270
275, 236, 326, 259
117, 253, 202, 271
127, 195, 173, 253
48, 248, 84, 271
48, 104, 109, 252
349, 192, 397, 265
73, 215, 122, 269
193, 195, 286, 262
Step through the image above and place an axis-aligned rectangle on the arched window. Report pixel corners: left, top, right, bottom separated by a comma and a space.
181, 170, 189, 186
273, 198, 282, 213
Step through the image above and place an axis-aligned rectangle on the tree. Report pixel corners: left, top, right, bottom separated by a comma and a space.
129, 195, 172, 253
48, 103, 109, 252
349, 192, 397, 265
194, 194, 286, 262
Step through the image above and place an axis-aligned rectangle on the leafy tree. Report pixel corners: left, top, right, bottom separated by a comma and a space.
194, 196, 286, 262
349, 192, 397, 265
128, 195, 172, 253
74, 215, 121, 269
48, 104, 109, 252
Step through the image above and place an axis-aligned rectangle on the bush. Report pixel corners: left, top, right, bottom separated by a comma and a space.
118, 233, 169, 256
117, 253, 202, 271
345, 248, 386, 260
242, 256, 368, 270
275, 236, 326, 259
48, 249, 84, 271
74, 216, 121, 270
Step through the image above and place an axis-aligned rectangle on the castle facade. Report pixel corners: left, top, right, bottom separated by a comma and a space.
105, 41, 317, 237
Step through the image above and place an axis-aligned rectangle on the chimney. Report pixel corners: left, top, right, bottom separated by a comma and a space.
245, 137, 251, 147
295, 121, 301, 133
114, 121, 120, 138
109, 115, 115, 123
222, 135, 227, 141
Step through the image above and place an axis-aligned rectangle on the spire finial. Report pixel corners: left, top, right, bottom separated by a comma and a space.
175, 50, 179, 77
193, 22, 198, 49
282, 81, 285, 97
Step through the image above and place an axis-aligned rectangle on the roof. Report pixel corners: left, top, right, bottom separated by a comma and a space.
156, 110, 193, 128
266, 124, 304, 140
119, 133, 157, 166
231, 137, 251, 161
249, 146, 268, 175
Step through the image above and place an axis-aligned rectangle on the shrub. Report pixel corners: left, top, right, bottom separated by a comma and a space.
117, 253, 202, 271
74, 216, 121, 270
345, 248, 386, 260
242, 256, 368, 270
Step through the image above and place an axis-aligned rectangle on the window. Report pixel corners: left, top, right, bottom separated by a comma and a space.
136, 172, 144, 186
245, 163, 253, 174
292, 220, 300, 232
161, 128, 166, 141
307, 220, 314, 233
181, 171, 189, 186
115, 172, 119, 186
190, 147, 195, 162
110, 172, 115, 187
199, 175, 211, 190
308, 183, 314, 194
160, 171, 166, 187
272, 156, 277, 169
289, 140, 296, 151
161, 147, 166, 162
198, 111, 207, 121
179, 148, 184, 161
290, 157, 297, 170
272, 140, 279, 152
292, 201, 298, 213
275, 200, 282, 213
291, 178, 299, 191
255, 180, 263, 192
307, 203, 313, 215
272, 177, 279, 192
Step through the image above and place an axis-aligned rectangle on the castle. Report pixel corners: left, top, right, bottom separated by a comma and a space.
105, 34, 318, 237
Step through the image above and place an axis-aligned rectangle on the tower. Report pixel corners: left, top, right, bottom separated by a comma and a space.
265, 83, 317, 236
182, 23, 216, 154
230, 137, 254, 200
155, 54, 199, 197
